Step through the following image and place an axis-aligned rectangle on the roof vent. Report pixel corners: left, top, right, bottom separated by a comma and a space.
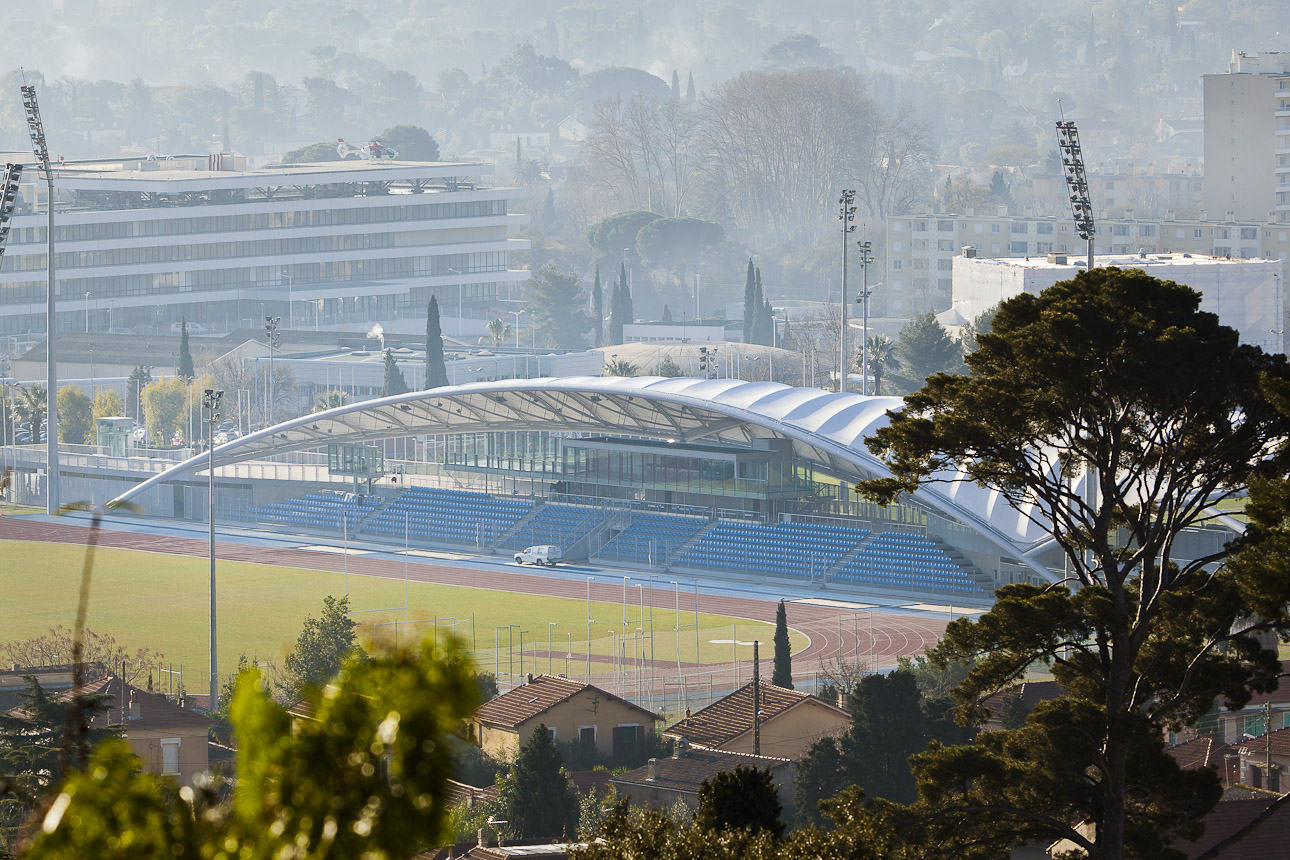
961, 245, 977, 258
1047, 253, 1067, 265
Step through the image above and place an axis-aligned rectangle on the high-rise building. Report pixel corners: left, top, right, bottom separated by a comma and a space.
1203, 51, 1290, 223
0, 154, 529, 338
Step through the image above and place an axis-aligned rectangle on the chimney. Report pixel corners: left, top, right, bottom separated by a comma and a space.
526, 673, 534, 684
649, 757, 660, 781
128, 689, 141, 720
836, 689, 849, 711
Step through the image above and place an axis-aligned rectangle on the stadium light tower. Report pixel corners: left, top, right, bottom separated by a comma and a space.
22, 84, 58, 514
855, 239, 875, 396
837, 190, 857, 394
204, 388, 224, 711
1056, 119, 1095, 270
0, 163, 22, 259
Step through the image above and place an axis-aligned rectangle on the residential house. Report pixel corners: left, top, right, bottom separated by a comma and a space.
663, 681, 851, 761
470, 674, 660, 761
5, 673, 212, 784
610, 740, 795, 814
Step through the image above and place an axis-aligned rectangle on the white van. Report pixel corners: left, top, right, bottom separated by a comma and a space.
514, 545, 564, 565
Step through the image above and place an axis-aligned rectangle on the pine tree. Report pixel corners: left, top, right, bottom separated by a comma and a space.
382, 350, 410, 396
592, 265, 604, 346
281, 595, 360, 700
424, 297, 449, 389
743, 259, 756, 341
772, 600, 792, 689
177, 319, 195, 379
686, 71, 696, 103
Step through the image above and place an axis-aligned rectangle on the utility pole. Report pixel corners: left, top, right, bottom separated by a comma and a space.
837, 190, 857, 394
856, 239, 875, 396
264, 316, 280, 426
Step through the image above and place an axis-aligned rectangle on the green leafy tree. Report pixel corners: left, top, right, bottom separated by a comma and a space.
604, 358, 639, 377
694, 766, 783, 838
653, 355, 683, 377
863, 334, 896, 395
587, 210, 661, 260
771, 600, 792, 689
125, 366, 151, 423
376, 123, 438, 160
91, 388, 124, 426
13, 384, 47, 443
382, 350, 410, 396
280, 595, 359, 701
425, 297, 449, 389
22, 640, 477, 860
56, 385, 93, 445
889, 311, 963, 392
281, 140, 346, 163
496, 724, 577, 839
177, 318, 194, 380
860, 268, 1290, 860
0, 677, 121, 849
528, 265, 592, 348
634, 217, 725, 283
142, 376, 191, 446
312, 390, 349, 412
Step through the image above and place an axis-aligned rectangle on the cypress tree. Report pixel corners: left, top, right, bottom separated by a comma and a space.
382, 349, 410, 396
177, 318, 195, 379
424, 297, 449, 389
671, 70, 681, 99
592, 265, 603, 347
608, 279, 625, 346
743, 259, 756, 341
686, 71, 696, 104
619, 263, 634, 328
772, 599, 793, 688
662, 304, 673, 323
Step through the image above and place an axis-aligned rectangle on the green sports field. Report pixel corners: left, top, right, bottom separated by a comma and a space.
1, 540, 804, 691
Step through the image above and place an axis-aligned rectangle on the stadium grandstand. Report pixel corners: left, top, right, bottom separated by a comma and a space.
66, 376, 1234, 600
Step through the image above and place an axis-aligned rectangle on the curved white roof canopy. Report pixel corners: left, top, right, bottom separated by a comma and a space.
109, 376, 1059, 579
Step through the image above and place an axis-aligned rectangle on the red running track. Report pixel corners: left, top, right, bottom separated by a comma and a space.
0, 517, 948, 698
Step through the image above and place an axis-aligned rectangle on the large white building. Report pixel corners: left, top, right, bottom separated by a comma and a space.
0, 154, 530, 339
951, 251, 1284, 354
1203, 51, 1290, 223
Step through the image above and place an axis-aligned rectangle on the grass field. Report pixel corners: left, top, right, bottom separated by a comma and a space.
1, 541, 805, 691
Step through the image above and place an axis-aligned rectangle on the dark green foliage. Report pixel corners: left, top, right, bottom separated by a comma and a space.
743, 259, 756, 341
280, 595, 359, 701
126, 366, 151, 422
772, 600, 792, 689
654, 355, 683, 377
177, 319, 194, 379
695, 766, 783, 838
686, 71, 696, 103
889, 311, 963, 392
661, 304, 673, 323
859, 268, 1290, 860
634, 217, 724, 278
22, 641, 478, 859
587, 211, 660, 259
378, 124, 440, 161
999, 689, 1028, 729
542, 188, 557, 228
424, 297, 449, 389
474, 671, 499, 703
382, 350, 410, 396
281, 141, 346, 163
671, 69, 681, 99
528, 265, 593, 348
497, 725, 577, 839
0, 677, 121, 850
608, 268, 633, 346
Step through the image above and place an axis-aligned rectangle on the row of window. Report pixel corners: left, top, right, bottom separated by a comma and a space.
8, 199, 507, 244
0, 252, 510, 305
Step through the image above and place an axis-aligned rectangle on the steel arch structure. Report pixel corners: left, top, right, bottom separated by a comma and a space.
109, 376, 1060, 580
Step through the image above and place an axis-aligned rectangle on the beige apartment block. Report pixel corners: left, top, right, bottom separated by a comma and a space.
1203, 51, 1290, 224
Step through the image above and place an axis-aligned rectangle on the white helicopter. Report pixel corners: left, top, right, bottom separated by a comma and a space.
336, 138, 399, 160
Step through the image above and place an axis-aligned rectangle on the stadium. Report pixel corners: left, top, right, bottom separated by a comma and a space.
102, 373, 1216, 596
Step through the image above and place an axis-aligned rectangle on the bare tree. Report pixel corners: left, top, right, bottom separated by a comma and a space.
585, 93, 706, 216
855, 103, 935, 220
2, 626, 157, 687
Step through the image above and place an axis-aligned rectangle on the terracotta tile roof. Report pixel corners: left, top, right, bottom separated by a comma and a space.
1175, 797, 1290, 859
611, 745, 791, 795
568, 769, 611, 796
664, 682, 844, 749
979, 680, 1061, 719
1237, 724, 1290, 759
444, 779, 499, 807
474, 674, 658, 729
1167, 736, 1234, 771
6, 675, 213, 733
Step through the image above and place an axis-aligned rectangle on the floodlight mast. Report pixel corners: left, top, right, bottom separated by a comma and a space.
22, 84, 58, 514
1056, 119, 1095, 271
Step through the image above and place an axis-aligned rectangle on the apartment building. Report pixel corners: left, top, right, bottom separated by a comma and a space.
0, 154, 530, 338
1203, 51, 1290, 223
885, 211, 1290, 317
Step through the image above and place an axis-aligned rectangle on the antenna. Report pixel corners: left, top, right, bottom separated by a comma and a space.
1056, 119, 1095, 270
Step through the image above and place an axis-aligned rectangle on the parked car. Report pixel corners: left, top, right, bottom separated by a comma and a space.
514, 545, 564, 566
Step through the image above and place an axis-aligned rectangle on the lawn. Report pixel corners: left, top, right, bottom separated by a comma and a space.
1, 541, 804, 693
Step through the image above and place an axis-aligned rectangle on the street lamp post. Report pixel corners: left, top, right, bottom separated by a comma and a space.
548, 622, 557, 674
447, 267, 464, 336
22, 85, 58, 514
264, 316, 280, 426
281, 272, 293, 330
509, 310, 524, 350
203, 388, 224, 711
837, 190, 857, 394
84, 292, 90, 333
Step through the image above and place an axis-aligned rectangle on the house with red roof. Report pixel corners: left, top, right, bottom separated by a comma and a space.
663, 681, 851, 761
470, 674, 659, 761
